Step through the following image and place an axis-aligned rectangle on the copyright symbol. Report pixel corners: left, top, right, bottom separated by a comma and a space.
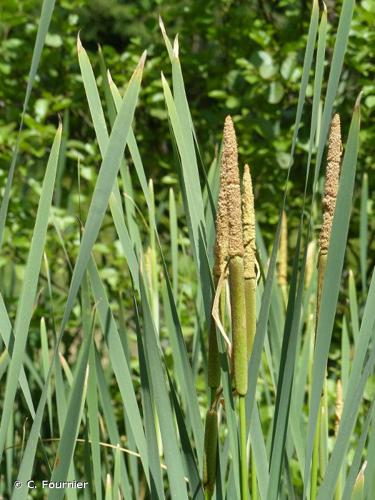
14, 480, 22, 488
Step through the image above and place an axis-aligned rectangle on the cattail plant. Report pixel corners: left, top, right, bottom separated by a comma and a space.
204, 120, 230, 499
311, 113, 343, 500
224, 116, 248, 500
224, 116, 247, 398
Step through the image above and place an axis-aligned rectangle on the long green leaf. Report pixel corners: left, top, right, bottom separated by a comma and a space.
303, 95, 361, 496
0, 125, 61, 460
0, 0, 56, 251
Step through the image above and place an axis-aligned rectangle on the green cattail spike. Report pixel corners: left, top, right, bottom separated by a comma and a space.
242, 163, 256, 359
278, 210, 288, 304
224, 116, 247, 396
317, 113, 342, 316
203, 408, 218, 498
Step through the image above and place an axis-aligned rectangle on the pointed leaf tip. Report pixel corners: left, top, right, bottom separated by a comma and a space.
77, 32, 83, 52
137, 50, 147, 71
159, 15, 166, 34
173, 34, 179, 58
57, 115, 63, 133
355, 91, 363, 110
107, 69, 113, 85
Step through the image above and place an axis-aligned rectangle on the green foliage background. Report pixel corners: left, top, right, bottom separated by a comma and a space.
1, 2, 374, 212
0, 0, 373, 328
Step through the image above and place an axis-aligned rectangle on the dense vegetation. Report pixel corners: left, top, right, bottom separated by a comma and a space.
0, 0, 374, 498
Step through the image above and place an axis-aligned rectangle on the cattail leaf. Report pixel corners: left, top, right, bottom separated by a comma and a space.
312, 0, 356, 188
267, 225, 305, 500
108, 72, 151, 211
317, 269, 375, 499
0, 125, 61, 461
0, 0, 56, 251
359, 173, 368, 294
134, 303, 166, 500
139, 271, 189, 499
14, 53, 144, 496
168, 372, 204, 499
249, 401, 270, 500
40, 318, 53, 435
341, 317, 350, 396
348, 270, 359, 343
86, 345, 102, 500
78, 40, 141, 290
161, 73, 212, 326
161, 283, 204, 466
87, 258, 150, 484
304, 96, 361, 497
0, 294, 35, 417
48, 278, 93, 500
169, 188, 179, 296
364, 412, 375, 498
342, 401, 375, 500
305, 3, 327, 191
94, 349, 132, 498
160, 23, 205, 230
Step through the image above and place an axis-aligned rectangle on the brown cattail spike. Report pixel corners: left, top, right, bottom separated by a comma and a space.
319, 113, 342, 256
223, 116, 244, 258
214, 150, 229, 278
242, 164, 256, 280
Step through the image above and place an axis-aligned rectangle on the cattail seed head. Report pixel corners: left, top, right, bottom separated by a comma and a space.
319, 113, 342, 255
203, 408, 218, 496
223, 116, 244, 258
242, 164, 256, 279
214, 154, 229, 278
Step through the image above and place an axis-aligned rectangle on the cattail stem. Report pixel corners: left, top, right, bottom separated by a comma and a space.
239, 396, 248, 500
229, 257, 248, 396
